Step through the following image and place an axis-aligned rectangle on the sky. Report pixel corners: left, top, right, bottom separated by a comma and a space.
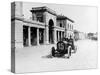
22, 2, 98, 33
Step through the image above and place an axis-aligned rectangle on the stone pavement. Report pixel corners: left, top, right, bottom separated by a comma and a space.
15, 40, 97, 73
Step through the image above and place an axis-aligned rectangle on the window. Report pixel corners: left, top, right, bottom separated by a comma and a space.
32, 13, 36, 20
37, 15, 43, 22
60, 23, 62, 27
36, 13, 44, 22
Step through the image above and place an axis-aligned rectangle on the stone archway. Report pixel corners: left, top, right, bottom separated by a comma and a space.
48, 19, 54, 44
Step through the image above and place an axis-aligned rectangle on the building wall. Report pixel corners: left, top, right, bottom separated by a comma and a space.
57, 19, 66, 28
11, 2, 75, 48
11, 2, 23, 18
11, 2, 23, 48
23, 19, 45, 46
11, 2, 23, 72
11, 21, 15, 48
15, 19, 23, 48
56, 19, 66, 41
79, 32, 86, 40
45, 12, 57, 44
45, 12, 56, 27
66, 20, 74, 38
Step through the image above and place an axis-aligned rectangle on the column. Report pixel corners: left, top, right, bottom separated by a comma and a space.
45, 26, 49, 44
37, 28, 39, 45
57, 31, 58, 42
58, 31, 59, 41
28, 27, 31, 46
65, 29, 67, 38
61, 31, 62, 40
54, 29, 56, 43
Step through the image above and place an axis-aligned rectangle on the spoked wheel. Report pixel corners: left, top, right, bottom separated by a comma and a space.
67, 46, 72, 58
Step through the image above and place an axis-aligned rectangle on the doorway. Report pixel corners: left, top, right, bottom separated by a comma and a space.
23, 26, 29, 46
48, 19, 54, 44
39, 28, 44, 44
30, 27, 37, 46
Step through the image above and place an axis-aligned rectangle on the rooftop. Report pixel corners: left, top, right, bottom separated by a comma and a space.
30, 6, 57, 16
30, 6, 74, 23
57, 15, 74, 23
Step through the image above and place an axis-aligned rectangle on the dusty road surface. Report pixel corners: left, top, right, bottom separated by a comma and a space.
15, 39, 98, 73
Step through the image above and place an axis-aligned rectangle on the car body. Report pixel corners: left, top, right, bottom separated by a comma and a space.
51, 38, 77, 58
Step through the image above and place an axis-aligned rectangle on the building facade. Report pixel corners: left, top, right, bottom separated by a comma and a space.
11, 2, 74, 48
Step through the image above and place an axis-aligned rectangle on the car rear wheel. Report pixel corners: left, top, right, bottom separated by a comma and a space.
51, 47, 55, 57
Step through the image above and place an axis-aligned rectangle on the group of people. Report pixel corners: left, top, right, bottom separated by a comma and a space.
62, 35, 74, 49
62, 35, 73, 42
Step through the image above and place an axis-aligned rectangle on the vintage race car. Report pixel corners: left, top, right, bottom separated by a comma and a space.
51, 38, 77, 58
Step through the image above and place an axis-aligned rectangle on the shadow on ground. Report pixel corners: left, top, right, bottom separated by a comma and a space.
42, 54, 69, 59
42, 54, 53, 58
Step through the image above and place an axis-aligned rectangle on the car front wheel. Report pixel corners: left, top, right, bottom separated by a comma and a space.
67, 46, 72, 58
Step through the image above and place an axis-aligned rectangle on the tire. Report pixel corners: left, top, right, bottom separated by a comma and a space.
51, 47, 55, 57
74, 46, 77, 53
67, 46, 72, 58
72, 46, 77, 53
